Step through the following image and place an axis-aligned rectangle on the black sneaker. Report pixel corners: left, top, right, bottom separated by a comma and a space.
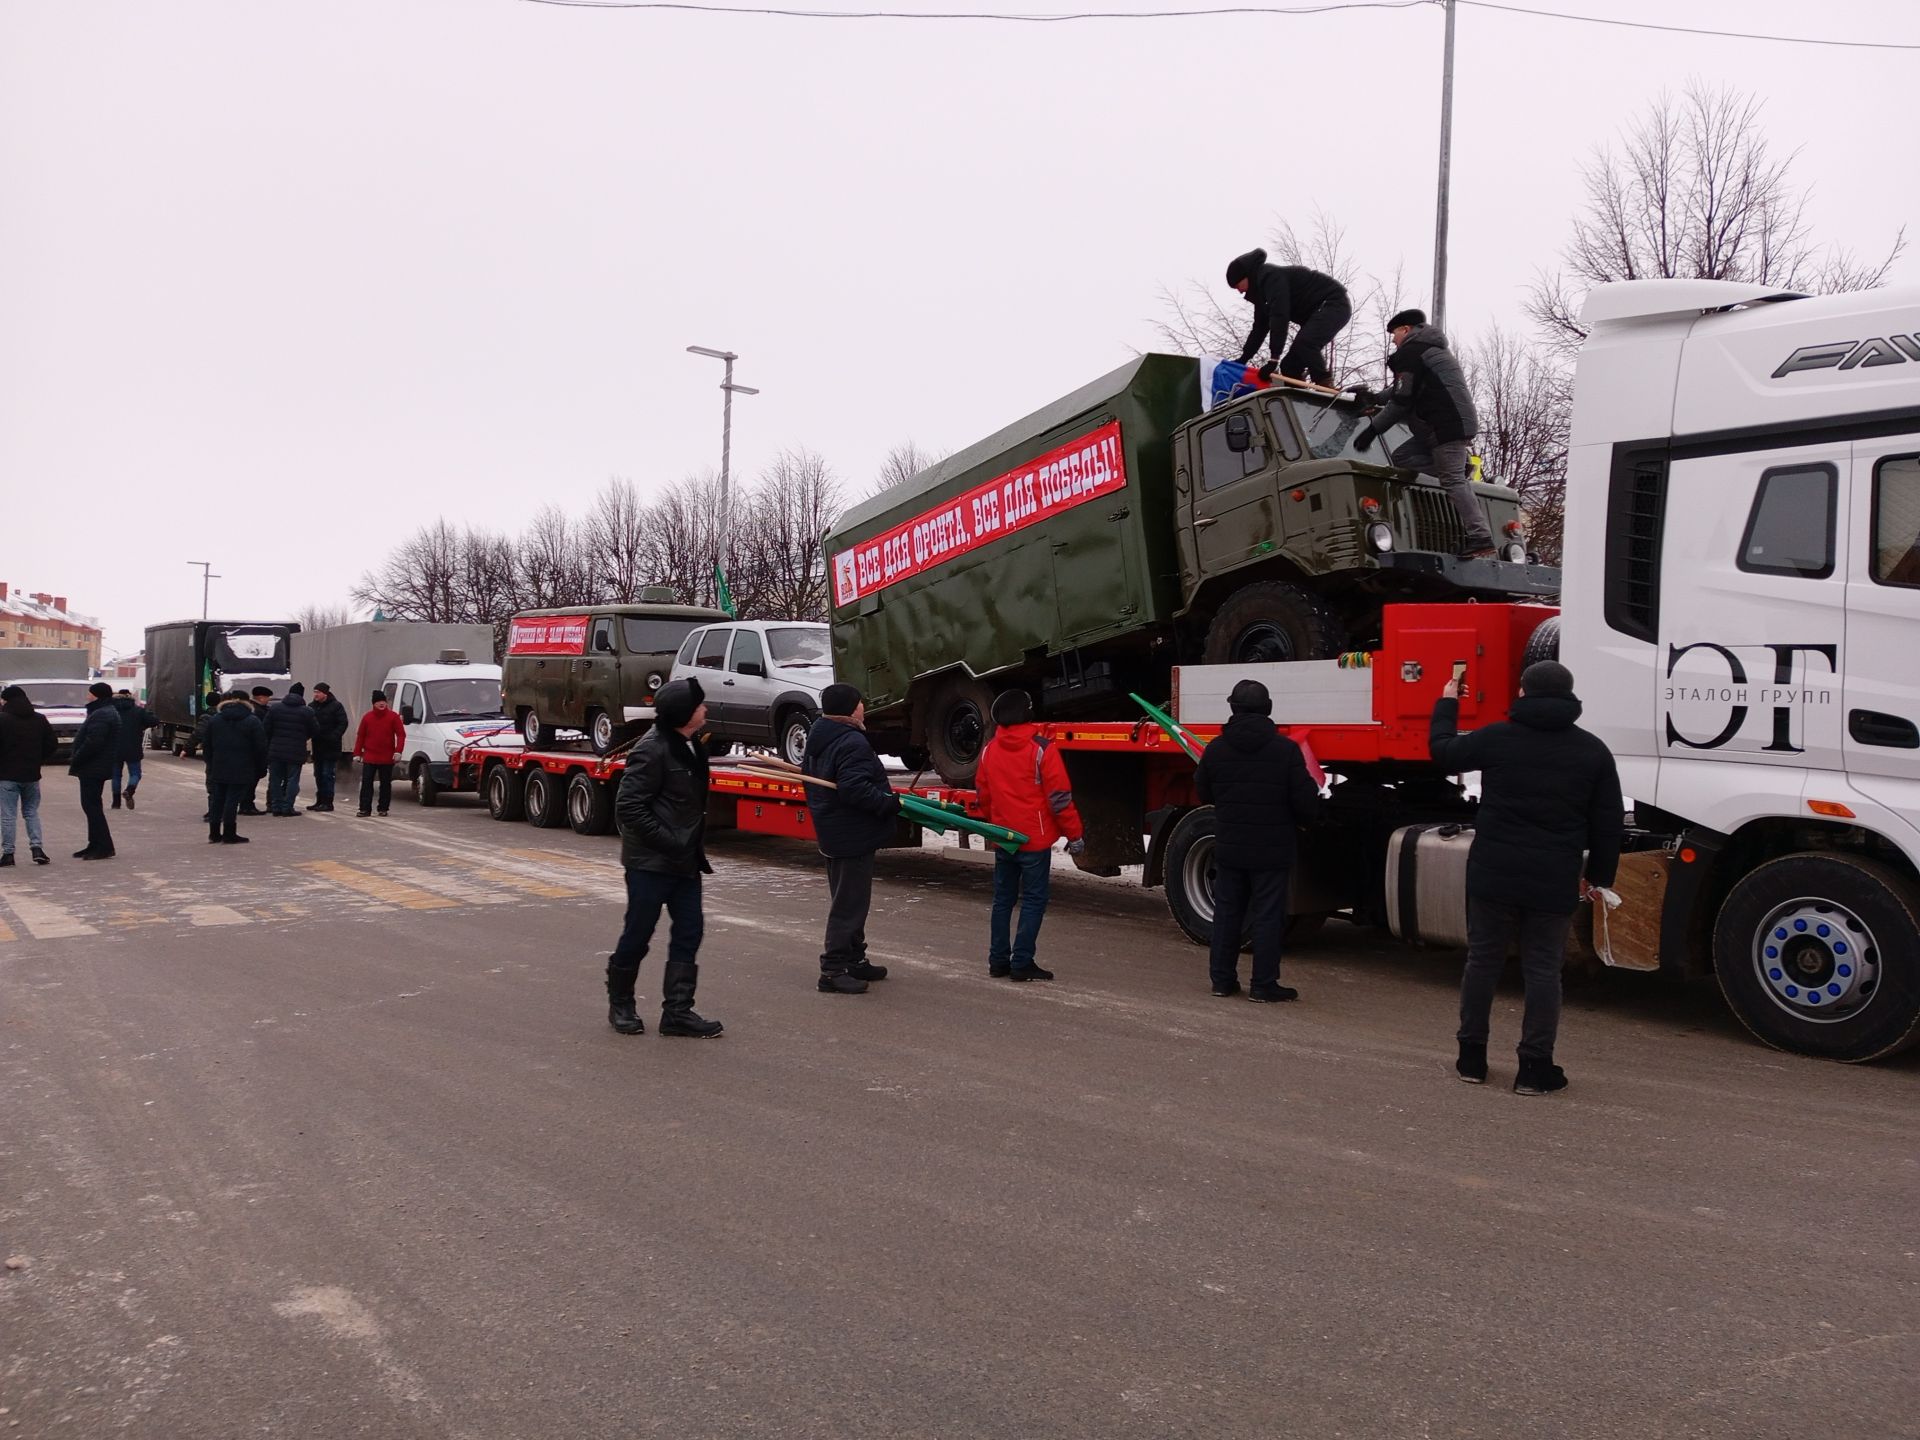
239, 805, 264, 816
846, 961, 889, 982
1248, 983, 1299, 1003
30, 847, 48, 865
80, 850, 115, 861
305, 802, 328, 812
817, 971, 869, 995
377, 810, 389, 817
1514, 1060, 1568, 1096
111, 796, 122, 810
1456, 1040, 1488, 1084
72, 848, 94, 859
355, 810, 372, 818
988, 964, 1011, 979
222, 835, 251, 845
0, 852, 13, 867
1008, 964, 1054, 982
1210, 979, 1242, 998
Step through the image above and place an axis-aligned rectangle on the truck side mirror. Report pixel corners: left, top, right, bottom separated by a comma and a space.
1225, 414, 1254, 454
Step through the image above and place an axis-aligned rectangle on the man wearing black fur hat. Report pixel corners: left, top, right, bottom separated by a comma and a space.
605, 677, 724, 1039
1430, 659, 1623, 1094
1225, 248, 1352, 386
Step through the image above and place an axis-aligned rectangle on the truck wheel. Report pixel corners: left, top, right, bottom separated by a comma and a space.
521, 709, 556, 750
1712, 853, 1920, 1062
567, 772, 614, 835
524, 768, 568, 828
411, 760, 441, 808
1202, 582, 1343, 665
925, 674, 995, 786
146, 727, 166, 751
1162, 808, 1327, 951
1522, 615, 1560, 668
588, 710, 621, 755
778, 707, 816, 767
485, 764, 526, 822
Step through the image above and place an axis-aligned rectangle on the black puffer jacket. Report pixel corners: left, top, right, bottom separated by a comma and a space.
1194, 714, 1322, 870
309, 694, 350, 758
263, 694, 318, 763
1429, 693, 1624, 914
0, 696, 56, 784
111, 695, 159, 761
1372, 323, 1478, 445
802, 717, 900, 859
1237, 263, 1349, 365
202, 700, 269, 785
67, 698, 121, 781
615, 726, 712, 875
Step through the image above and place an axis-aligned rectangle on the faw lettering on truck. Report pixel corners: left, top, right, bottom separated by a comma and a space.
830, 422, 1127, 608
508, 615, 590, 655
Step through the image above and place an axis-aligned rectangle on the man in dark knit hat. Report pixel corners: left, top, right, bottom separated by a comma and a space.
306, 682, 349, 813
801, 683, 902, 994
605, 677, 723, 1038
1225, 247, 1352, 386
1194, 678, 1323, 1001
975, 688, 1085, 981
1430, 658, 1623, 1094
68, 681, 122, 859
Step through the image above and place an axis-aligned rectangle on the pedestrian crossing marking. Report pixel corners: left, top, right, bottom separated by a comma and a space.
0, 915, 15, 943
507, 848, 618, 876
383, 865, 513, 906
186, 904, 250, 927
3, 891, 99, 939
298, 861, 459, 911
439, 858, 582, 900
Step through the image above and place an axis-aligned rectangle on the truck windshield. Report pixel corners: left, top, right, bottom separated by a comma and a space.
622, 618, 702, 655
17, 681, 93, 707
1294, 397, 1411, 463
212, 628, 290, 673
768, 628, 830, 665
423, 678, 506, 720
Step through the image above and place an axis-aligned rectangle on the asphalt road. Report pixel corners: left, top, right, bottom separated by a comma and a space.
1, 754, 1915, 1439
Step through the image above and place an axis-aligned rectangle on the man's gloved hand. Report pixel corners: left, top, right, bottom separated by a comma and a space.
1347, 384, 1376, 406
1353, 425, 1376, 453
1256, 360, 1278, 383
1065, 838, 1086, 857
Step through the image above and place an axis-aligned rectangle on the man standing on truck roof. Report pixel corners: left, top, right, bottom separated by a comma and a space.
1226, 247, 1352, 387
352, 692, 405, 817
306, 683, 348, 814
802, 683, 901, 996
975, 690, 1085, 982
605, 677, 724, 1040
1194, 679, 1323, 1003
1353, 308, 1497, 561
1429, 659, 1624, 1095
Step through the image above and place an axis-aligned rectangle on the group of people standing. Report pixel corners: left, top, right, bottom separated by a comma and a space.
0, 680, 153, 864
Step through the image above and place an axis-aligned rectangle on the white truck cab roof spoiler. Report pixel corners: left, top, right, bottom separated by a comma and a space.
1580, 278, 1806, 330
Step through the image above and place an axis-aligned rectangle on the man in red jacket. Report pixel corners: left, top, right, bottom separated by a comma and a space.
975, 691, 1084, 981
352, 691, 407, 817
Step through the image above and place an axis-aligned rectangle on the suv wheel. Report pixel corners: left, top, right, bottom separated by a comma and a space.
779, 708, 815, 766
1201, 582, 1343, 665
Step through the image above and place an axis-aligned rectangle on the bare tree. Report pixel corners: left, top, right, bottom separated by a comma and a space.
868, 440, 948, 499
581, 478, 652, 604
515, 504, 597, 611
738, 448, 842, 621
1460, 326, 1572, 562
639, 472, 725, 608
352, 519, 465, 622
1529, 82, 1905, 351
293, 601, 355, 631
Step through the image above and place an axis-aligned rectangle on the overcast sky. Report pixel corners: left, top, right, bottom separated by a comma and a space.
3, 0, 1914, 658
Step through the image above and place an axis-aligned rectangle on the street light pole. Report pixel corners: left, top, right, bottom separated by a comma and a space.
187, 560, 219, 620
686, 346, 760, 604
1431, 0, 1457, 329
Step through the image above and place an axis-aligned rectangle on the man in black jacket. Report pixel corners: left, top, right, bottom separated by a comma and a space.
1430, 659, 1624, 1094
263, 683, 319, 817
607, 678, 723, 1038
68, 682, 121, 859
306, 683, 349, 813
109, 690, 158, 810
1227, 247, 1352, 386
1355, 309, 1495, 559
242, 687, 275, 814
802, 683, 902, 995
202, 691, 268, 845
0, 685, 57, 865
1194, 679, 1323, 1002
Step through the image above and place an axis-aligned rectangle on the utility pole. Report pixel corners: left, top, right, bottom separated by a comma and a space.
187, 560, 219, 619
1431, 0, 1457, 329
685, 346, 760, 603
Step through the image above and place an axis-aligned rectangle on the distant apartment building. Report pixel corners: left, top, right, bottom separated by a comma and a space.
0, 583, 104, 668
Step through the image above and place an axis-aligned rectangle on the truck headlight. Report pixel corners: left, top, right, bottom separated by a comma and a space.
1502, 541, 1527, 562
1367, 522, 1394, 553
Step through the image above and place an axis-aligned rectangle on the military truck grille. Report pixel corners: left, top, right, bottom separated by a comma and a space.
1322, 530, 1362, 568
1407, 489, 1466, 552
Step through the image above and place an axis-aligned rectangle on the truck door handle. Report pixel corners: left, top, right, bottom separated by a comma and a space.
723, 679, 736, 686
1194, 517, 1218, 529
1849, 709, 1920, 749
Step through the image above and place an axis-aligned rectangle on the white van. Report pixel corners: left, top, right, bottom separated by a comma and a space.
382, 661, 518, 804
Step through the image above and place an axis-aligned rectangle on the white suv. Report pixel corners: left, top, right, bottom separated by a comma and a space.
669, 620, 831, 764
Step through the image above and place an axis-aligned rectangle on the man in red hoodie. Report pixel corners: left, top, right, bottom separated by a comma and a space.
352, 691, 407, 817
974, 691, 1084, 981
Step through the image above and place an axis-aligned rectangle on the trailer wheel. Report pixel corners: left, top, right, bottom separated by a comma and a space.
777, 707, 816, 767
411, 759, 441, 808
1713, 853, 1920, 1062
485, 763, 526, 822
1162, 807, 1325, 951
1522, 615, 1560, 669
924, 674, 996, 786
1202, 582, 1343, 666
567, 772, 614, 836
521, 709, 556, 749
524, 768, 568, 828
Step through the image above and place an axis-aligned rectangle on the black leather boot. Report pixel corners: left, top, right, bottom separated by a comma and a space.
1513, 1056, 1568, 1096
606, 961, 644, 1035
658, 960, 723, 1038
1455, 1040, 1488, 1084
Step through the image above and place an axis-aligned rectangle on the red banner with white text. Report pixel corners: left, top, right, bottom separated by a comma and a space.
507, 614, 589, 655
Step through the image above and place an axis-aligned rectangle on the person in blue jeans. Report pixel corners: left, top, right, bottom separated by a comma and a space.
109, 690, 158, 810
262, 683, 318, 817
0, 685, 58, 865
974, 690, 1085, 981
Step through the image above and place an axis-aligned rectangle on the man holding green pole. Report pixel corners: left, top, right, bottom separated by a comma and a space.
802, 684, 902, 995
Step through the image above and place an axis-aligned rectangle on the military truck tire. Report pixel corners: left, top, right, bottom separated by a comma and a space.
924, 674, 996, 786
522, 710, 556, 750
485, 763, 526, 822
1202, 582, 1343, 666
777, 707, 816, 767
1522, 615, 1560, 669
567, 772, 614, 835
524, 768, 568, 828
411, 759, 441, 808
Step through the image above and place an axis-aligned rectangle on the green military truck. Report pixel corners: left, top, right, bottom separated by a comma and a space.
826, 353, 1557, 782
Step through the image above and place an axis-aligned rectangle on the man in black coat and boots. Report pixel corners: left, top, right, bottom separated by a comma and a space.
263, 683, 318, 817
242, 687, 274, 814
68, 682, 121, 860
1195, 679, 1322, 1001
605, 677, 723, 1039
801, 683, 901, 995
1430, 659, 1623, 1095
1226, 247, 1353, 386
202, 691, 268, 845
306, 682, 348, 812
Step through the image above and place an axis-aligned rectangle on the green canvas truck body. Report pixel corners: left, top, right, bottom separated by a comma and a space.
825, 354, 1557, 781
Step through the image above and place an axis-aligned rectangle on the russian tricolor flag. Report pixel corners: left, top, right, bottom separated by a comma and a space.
1198, 356, 1271, 412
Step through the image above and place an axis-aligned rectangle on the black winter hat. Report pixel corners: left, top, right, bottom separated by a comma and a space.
288, 682, 305, 696
88, 681, 114, 700
990, 690, 1032, 727
653, 676, 704, 730
1, 685, 27, 706
1520, 660, 1575, 698
252, 686, 273, 699
371, 690, 389, 704
313, 682, 332, 696
820, 683, 863, 717
1387, 307, 1427, 331
1225, 248, 1268, 286
1228, 679, 1273, 715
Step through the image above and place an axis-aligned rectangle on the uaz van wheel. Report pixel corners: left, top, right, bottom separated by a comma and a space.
1202, 582, 1343, 666
779, 708, 815, 767
567, 772, 613, 835
589, 710, 618, 755
524, 767, 568, 828
485, 764, 525, 822
522, 710, 555, 749
1713, 853, 1920, 1062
